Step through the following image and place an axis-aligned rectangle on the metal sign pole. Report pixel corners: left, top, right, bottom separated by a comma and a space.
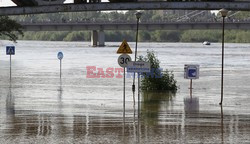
60, 59, 62, 79
190, 79, 192, 97
137, 73, 141, 144
118, 54, 131, 124
138, 73, 140, 118
57, 52, 64, 80
123, 67, 126, 122
10, 54, 12, 81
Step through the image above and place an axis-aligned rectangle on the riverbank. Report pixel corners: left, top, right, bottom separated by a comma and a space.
3, 29, 249, 43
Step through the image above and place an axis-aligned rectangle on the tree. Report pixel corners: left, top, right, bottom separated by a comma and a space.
0, 16, 23, 42
138, 51, 177, 92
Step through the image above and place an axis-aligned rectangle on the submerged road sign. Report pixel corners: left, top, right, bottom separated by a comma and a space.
118, 54, 131, 68
117, 40, 132, 54
57, 52, 64, 79
127, 61, 150, 73
6, 46, 15, 55
184, 64, 199, 79
57, 52, 64, 60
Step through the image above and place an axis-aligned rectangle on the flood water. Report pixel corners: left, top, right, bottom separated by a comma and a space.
0, 40, 250, 143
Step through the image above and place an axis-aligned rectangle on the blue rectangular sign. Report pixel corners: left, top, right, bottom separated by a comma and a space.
184, 64, 199, 79
188, 68, 197, 78
6, 46, 15, 55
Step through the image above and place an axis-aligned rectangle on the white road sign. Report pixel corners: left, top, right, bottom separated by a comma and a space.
118, 54, 131, 67
127, 61, 151, 73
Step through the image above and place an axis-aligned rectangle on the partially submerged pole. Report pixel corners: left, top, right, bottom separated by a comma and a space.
57, 52, 64, 79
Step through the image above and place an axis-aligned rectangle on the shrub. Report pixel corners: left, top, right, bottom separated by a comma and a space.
138, 50, 177, 92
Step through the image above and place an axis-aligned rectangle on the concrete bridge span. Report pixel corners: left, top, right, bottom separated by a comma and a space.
11, 0, 65, 6
2, 2, 250, 16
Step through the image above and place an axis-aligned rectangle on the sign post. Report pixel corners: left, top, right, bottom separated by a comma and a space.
127, 61, 150, 118
6, 46, 15, 81
184, 64, 199, 97
57, 52, 64, 79
118, 54, 131, 122
117, 40, 132, 123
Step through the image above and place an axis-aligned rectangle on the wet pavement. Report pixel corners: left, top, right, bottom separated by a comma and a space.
0, 41, 250, 143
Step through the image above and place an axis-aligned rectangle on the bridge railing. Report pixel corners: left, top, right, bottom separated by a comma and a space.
17, 18, 250, 25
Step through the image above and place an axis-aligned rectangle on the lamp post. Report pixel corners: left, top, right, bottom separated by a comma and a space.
219, 8, 228, 105
132, 11, 142, 106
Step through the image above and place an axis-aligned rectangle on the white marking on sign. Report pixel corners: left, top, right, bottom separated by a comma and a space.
184, 64, 199, 79
118, 54, 131, 67
127, 61, 151, 73
6, 46, 15, 55
57, 52, 64, 60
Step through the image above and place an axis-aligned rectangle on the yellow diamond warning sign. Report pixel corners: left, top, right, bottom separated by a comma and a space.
117, 40, 132, 54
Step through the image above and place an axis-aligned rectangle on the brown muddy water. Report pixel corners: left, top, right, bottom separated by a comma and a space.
0, 41, 250, 143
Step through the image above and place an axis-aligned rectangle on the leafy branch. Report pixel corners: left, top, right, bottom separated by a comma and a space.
0, 16, 23, 42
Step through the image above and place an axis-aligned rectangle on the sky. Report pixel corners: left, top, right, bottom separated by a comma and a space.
0, 0, 109, 6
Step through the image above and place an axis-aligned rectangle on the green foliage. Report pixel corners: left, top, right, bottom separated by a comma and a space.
105, 31, 134, 42
0, 16, 23, 42
21, 31, 70, 41
233, 30, 250, 43
152, 30, 181, 42
139, 31, 151, 41
139, 51, 177, 92
63, 31, 90, 41
181, 30, 221, 42
141, 91, 175, 125
9, 10, 250, 43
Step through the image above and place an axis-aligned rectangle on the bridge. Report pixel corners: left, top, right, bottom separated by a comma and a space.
20, 20, 250, 46
2, 2, 250, 16
11, 0, 65, 6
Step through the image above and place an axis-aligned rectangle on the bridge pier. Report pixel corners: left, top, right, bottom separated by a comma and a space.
98, 30, 105, 47
91, 30, 105, 47
91, 30, 98, 47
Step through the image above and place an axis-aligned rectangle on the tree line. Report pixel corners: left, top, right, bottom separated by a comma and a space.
2, 10, 250, 43
16, 29, 250, 43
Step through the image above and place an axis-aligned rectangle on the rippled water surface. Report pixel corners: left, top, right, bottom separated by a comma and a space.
0, 40, 250, 143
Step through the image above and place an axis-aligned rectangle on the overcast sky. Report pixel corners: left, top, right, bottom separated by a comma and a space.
0, 0, 108, 6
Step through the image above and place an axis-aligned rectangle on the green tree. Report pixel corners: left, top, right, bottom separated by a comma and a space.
0, 16, 23, 42
234, 30, 250, 43
181, 30, 220, 42
152, 30, 180, 42
139, 31, 151, 41
63, 31, 88, 41
139, 51, 177, 92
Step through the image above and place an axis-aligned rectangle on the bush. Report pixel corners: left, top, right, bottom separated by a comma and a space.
138, 50, 177, 92
181, 30, 221, 42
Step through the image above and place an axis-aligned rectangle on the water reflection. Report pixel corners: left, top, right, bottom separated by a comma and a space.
184, 97, 199, 114
57, 80, 63, 100
141, 91, 175, 125
2, 104, 249, 143
221, 105, 224, 144
73, 115, 87, 140
6, 86, 15, 115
